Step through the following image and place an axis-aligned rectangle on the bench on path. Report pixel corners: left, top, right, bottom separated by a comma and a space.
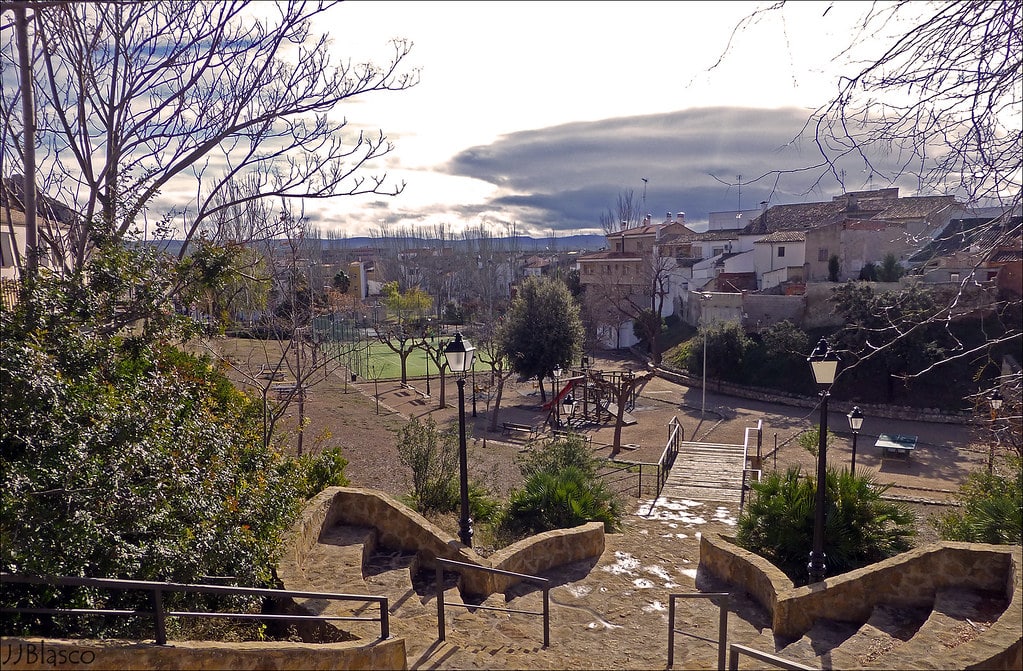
400, 382, 430, 400
502, 422, 539, 440
551, 428, 592, 446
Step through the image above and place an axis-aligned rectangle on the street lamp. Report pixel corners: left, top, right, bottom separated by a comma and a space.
697, 292, 713, 415
988, 389, 1003, 474
444, 332, 476, 547
807, 337, 839, 584
847, 406, 864, 476
553, 365, 563, 426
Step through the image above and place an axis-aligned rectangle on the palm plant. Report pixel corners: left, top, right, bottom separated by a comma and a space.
737, 467, 915, 583
502, 466, 623, 534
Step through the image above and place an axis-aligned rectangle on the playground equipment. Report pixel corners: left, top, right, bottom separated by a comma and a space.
542, 367, 639, 429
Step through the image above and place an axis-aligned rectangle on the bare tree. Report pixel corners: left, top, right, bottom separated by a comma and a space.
599, 189, 643, 235
1, 0, 418, 273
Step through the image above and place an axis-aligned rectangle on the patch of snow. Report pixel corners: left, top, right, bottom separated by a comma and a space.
680, 568, 698, 580
633, 578, 655, 589
642, 601, 667, 613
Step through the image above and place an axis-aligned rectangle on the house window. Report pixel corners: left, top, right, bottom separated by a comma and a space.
0, 232, 12, 268
692, 246, 702, 258
712, 247, 725, 256
949, 272, 960, 282
777, 246, 786, 258
818, 248, 829, 262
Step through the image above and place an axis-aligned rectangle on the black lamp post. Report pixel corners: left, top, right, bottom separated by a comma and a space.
553, 365, 563, 427
807, 337, 839, 584
988, 389, 1003, 474
847, 406, 863, 476
444, 332, 476, 547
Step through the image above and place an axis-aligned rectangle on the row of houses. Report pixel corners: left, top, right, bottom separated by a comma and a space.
574, 188, 1022, 348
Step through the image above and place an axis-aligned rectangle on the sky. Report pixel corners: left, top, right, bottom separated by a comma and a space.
278, 1, 921, 238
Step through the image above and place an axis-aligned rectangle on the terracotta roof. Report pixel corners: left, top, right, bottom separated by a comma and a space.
744, 191, 959, 235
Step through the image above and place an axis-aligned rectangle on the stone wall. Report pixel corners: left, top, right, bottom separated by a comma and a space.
0, 636, 406, 671
699, 533, 1022, 670
281, 488, 606, 597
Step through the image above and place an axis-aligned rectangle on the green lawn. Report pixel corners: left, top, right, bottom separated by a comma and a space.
318, 340, 484, 381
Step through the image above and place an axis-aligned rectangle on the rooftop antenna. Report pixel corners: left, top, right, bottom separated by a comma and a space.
641, 178, 648, 219
737, 174, 742, 211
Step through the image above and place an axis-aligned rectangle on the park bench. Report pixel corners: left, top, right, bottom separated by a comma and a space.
272, 383, 300, 400
400, 382, 431, 400
502, 422, 539, 440
551, 428, 592, 446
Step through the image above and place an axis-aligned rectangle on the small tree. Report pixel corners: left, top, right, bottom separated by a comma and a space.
395, 416, 459, 513
877, 253, 904, 282
498, 276, 583, 403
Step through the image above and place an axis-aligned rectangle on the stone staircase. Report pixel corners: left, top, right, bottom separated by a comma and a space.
662, 441, 747, 504
289, 519, 1015, 670
749, 589, 1010, 669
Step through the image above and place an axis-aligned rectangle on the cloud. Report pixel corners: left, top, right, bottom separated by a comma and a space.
438, 106, 917, 234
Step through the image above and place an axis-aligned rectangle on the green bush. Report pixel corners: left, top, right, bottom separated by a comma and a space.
499, 436, 623, 535
736, 467, 915, 584
933, 456, 1022, 544
295, 446, 350, 499
502, 466, 623, 534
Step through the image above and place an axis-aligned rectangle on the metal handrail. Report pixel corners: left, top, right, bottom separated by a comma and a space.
434, 557, 550, 648
739, 468, 762, 514
728, 643, 816, 670
667, 592, 730, 669
0, 573, 389, 644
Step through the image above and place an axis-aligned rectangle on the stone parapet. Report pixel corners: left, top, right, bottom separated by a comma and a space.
280, 487, 607, 598
699, 533, 1022, 670
0, 636, 407, 671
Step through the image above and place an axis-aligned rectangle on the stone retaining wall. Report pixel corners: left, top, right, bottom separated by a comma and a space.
699, 533, 1022, 670
281, 487, 606, 597
0, 636, 406, 671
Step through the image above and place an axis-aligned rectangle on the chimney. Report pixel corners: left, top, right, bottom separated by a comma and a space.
676, 212, 685, 224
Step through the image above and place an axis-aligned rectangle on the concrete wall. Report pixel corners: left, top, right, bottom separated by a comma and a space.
699, 534, 1022, 670
0, 636, 406, 671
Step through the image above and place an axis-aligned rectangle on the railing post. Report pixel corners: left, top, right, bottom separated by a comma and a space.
717, 596, 729, 671
667, 595, 676, 668
637, 466, 643, 497
436, 565, 445, 641
380, 597, 389, 639
151, 588, 167, 645
542, 585, 550, 648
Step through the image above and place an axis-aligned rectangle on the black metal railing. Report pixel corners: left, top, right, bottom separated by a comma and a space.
595, 415, 684, 499
728, 643, 815, 670
667, 592, 730, 670
434, 557, 550, 648
0, 573, 389, 644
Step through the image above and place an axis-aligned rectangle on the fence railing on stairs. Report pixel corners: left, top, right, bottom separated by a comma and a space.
667, 592, 730, 669
434, 557, 550, 648
595, 415, 684, 499
0, 573, 390, 644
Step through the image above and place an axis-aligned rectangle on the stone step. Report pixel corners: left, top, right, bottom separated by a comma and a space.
831, 602, 930, 669
867, 588, 1010, 668
776, 618, 862, 668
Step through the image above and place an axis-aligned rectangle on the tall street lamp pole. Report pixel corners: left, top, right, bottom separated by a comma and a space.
847, 406, 863, 476
808, 337, 839, 584
698, 292, 712, 415
988, 389, 1003, 474
444, 332, 476, 547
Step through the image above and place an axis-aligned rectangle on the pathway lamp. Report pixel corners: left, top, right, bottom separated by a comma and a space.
847, 406, 864, 476
807, 337, 839, 584
988, 389, 1003, 474
563, 393, 577, 428
553, 365, 563, 426
444, 332, 476, 547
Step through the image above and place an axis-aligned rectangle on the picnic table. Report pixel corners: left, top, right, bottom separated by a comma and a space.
876, 433, 918, 460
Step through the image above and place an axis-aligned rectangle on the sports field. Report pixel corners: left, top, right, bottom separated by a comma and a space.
319, 339, 484, 381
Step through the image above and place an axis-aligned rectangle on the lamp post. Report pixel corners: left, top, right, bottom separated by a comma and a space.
698, 292, 712, 415
553, 365, 563, 427
847, 406, 863, 476
988, 389, 1003, 474
807, 337, 839, 584
444, 332, 476, 547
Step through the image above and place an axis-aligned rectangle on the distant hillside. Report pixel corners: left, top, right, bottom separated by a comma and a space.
143, 234, 608, 256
